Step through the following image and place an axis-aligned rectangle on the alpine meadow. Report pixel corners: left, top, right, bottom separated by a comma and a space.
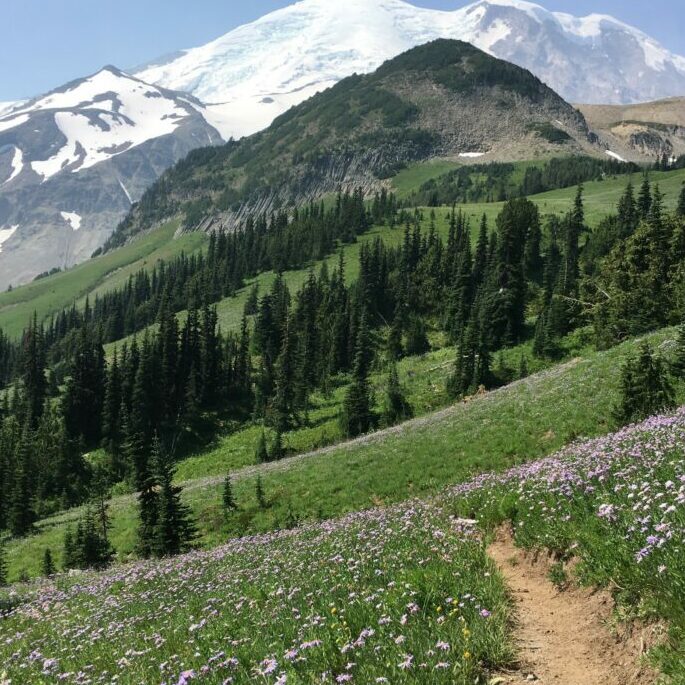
3, 1, 685, 684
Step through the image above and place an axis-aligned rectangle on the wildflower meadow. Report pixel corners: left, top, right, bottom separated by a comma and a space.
3, 406, 685, 682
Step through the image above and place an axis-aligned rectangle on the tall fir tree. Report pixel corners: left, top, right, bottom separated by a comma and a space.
41, 548, 56, 577
151, 436, 196, 558
340, 311, 375, 437
21, 313, 47, 428
637, 175, 652, 220
614, 342, 675, 426
381, 364, 413, 427
678, 182, 685, 218
222, 474, 237, 515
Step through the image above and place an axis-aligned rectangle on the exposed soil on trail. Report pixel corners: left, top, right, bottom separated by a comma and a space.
488, 529, 661, 685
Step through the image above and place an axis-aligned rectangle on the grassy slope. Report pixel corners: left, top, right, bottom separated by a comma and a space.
0, 220, 207, 338
7, 325, 677, 579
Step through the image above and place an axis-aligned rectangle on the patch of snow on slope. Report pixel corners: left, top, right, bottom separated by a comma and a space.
27, 70, 189, 179
459, 152, 486, 158
0, 225, 18, 253
4, 147, 23, 184
60, 212, 82, 231
605, 150, 626, 162
118, 178, 133, 204
0, 114, 29, 134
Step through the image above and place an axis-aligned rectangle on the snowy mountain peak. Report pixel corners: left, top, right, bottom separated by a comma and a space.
0, 68, 221, 288
136, 0, 685, 141
0, 67, 217, 181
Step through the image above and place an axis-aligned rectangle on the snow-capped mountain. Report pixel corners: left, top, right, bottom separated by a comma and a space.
0, 67, 221, 288
137, 0, 685, 140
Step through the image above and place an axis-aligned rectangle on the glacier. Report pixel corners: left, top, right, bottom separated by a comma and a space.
136, 0, 685, 141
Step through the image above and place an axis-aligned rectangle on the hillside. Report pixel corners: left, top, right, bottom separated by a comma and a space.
108, 39, 596, 247
3, 327, 684, 682
2, 164, 684, 341
579, 97, 685, 163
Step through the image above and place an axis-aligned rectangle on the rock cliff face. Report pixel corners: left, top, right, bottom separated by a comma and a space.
578, 98, 685, 164
110, 40, 598, 246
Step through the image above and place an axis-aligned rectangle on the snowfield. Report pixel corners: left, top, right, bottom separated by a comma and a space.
0, 225, 18, 253
136, 0, 685, 140
0, 68, 200, 181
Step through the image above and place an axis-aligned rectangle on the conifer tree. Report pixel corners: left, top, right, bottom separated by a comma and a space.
272, 319, 297, 431
637, 175, 652, 219
222, 474, 236, 515
617, 180, 638, 237
62, 527, 77, 570
255, 430, 269, 463
21, 313, 47, 428
381, 364, 413, 427
255, 475, 267, 509
270, 431, 285, 461
404, 315, 430, 356
678, 183, 685, 218
41, 548, 56, 577
8, 427, 35, 537
151, 437, 196, 558
614, 342, 675, 425
0, 540, 6, 586
387, 312, 404, 360
340, 312, 375, 437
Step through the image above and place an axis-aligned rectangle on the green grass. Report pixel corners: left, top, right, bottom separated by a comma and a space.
7, 325, 676, 581
391, 159, 463, 196
0, 220, 207, 338
531, 167, 685, 226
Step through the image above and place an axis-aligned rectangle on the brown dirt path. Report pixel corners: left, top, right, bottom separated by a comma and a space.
488, 531, 658, 685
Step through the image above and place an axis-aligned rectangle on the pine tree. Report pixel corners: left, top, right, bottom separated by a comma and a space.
222, 474, 236, 515
677, 183, 685, 218
272, 319, 297, 431
387, 312, 404, 360
41, 548, 56, 577
21, 313, 47, 428
8, 427, 35, 537
151, 437, 196, 558
255, 430, 269, 463
0, 540, 7, 586
404, 315, 430, 356
617, 180, 638, 237
614, 342, 675, 426
244, 283, 260, 316
270, 431, 285, 461
255, 475, 267, 509
637, 175, 652, 219
340, 312, 375, 437
62, 527, 77, 570
381, 364, 413, 427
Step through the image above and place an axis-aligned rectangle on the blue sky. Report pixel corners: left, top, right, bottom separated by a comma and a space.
2, 0, 684, 101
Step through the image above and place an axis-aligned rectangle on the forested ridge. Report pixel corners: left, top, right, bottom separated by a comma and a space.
0, 167, 684, 576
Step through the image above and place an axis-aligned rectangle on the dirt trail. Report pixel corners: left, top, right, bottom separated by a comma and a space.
488, 531, 657, 685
